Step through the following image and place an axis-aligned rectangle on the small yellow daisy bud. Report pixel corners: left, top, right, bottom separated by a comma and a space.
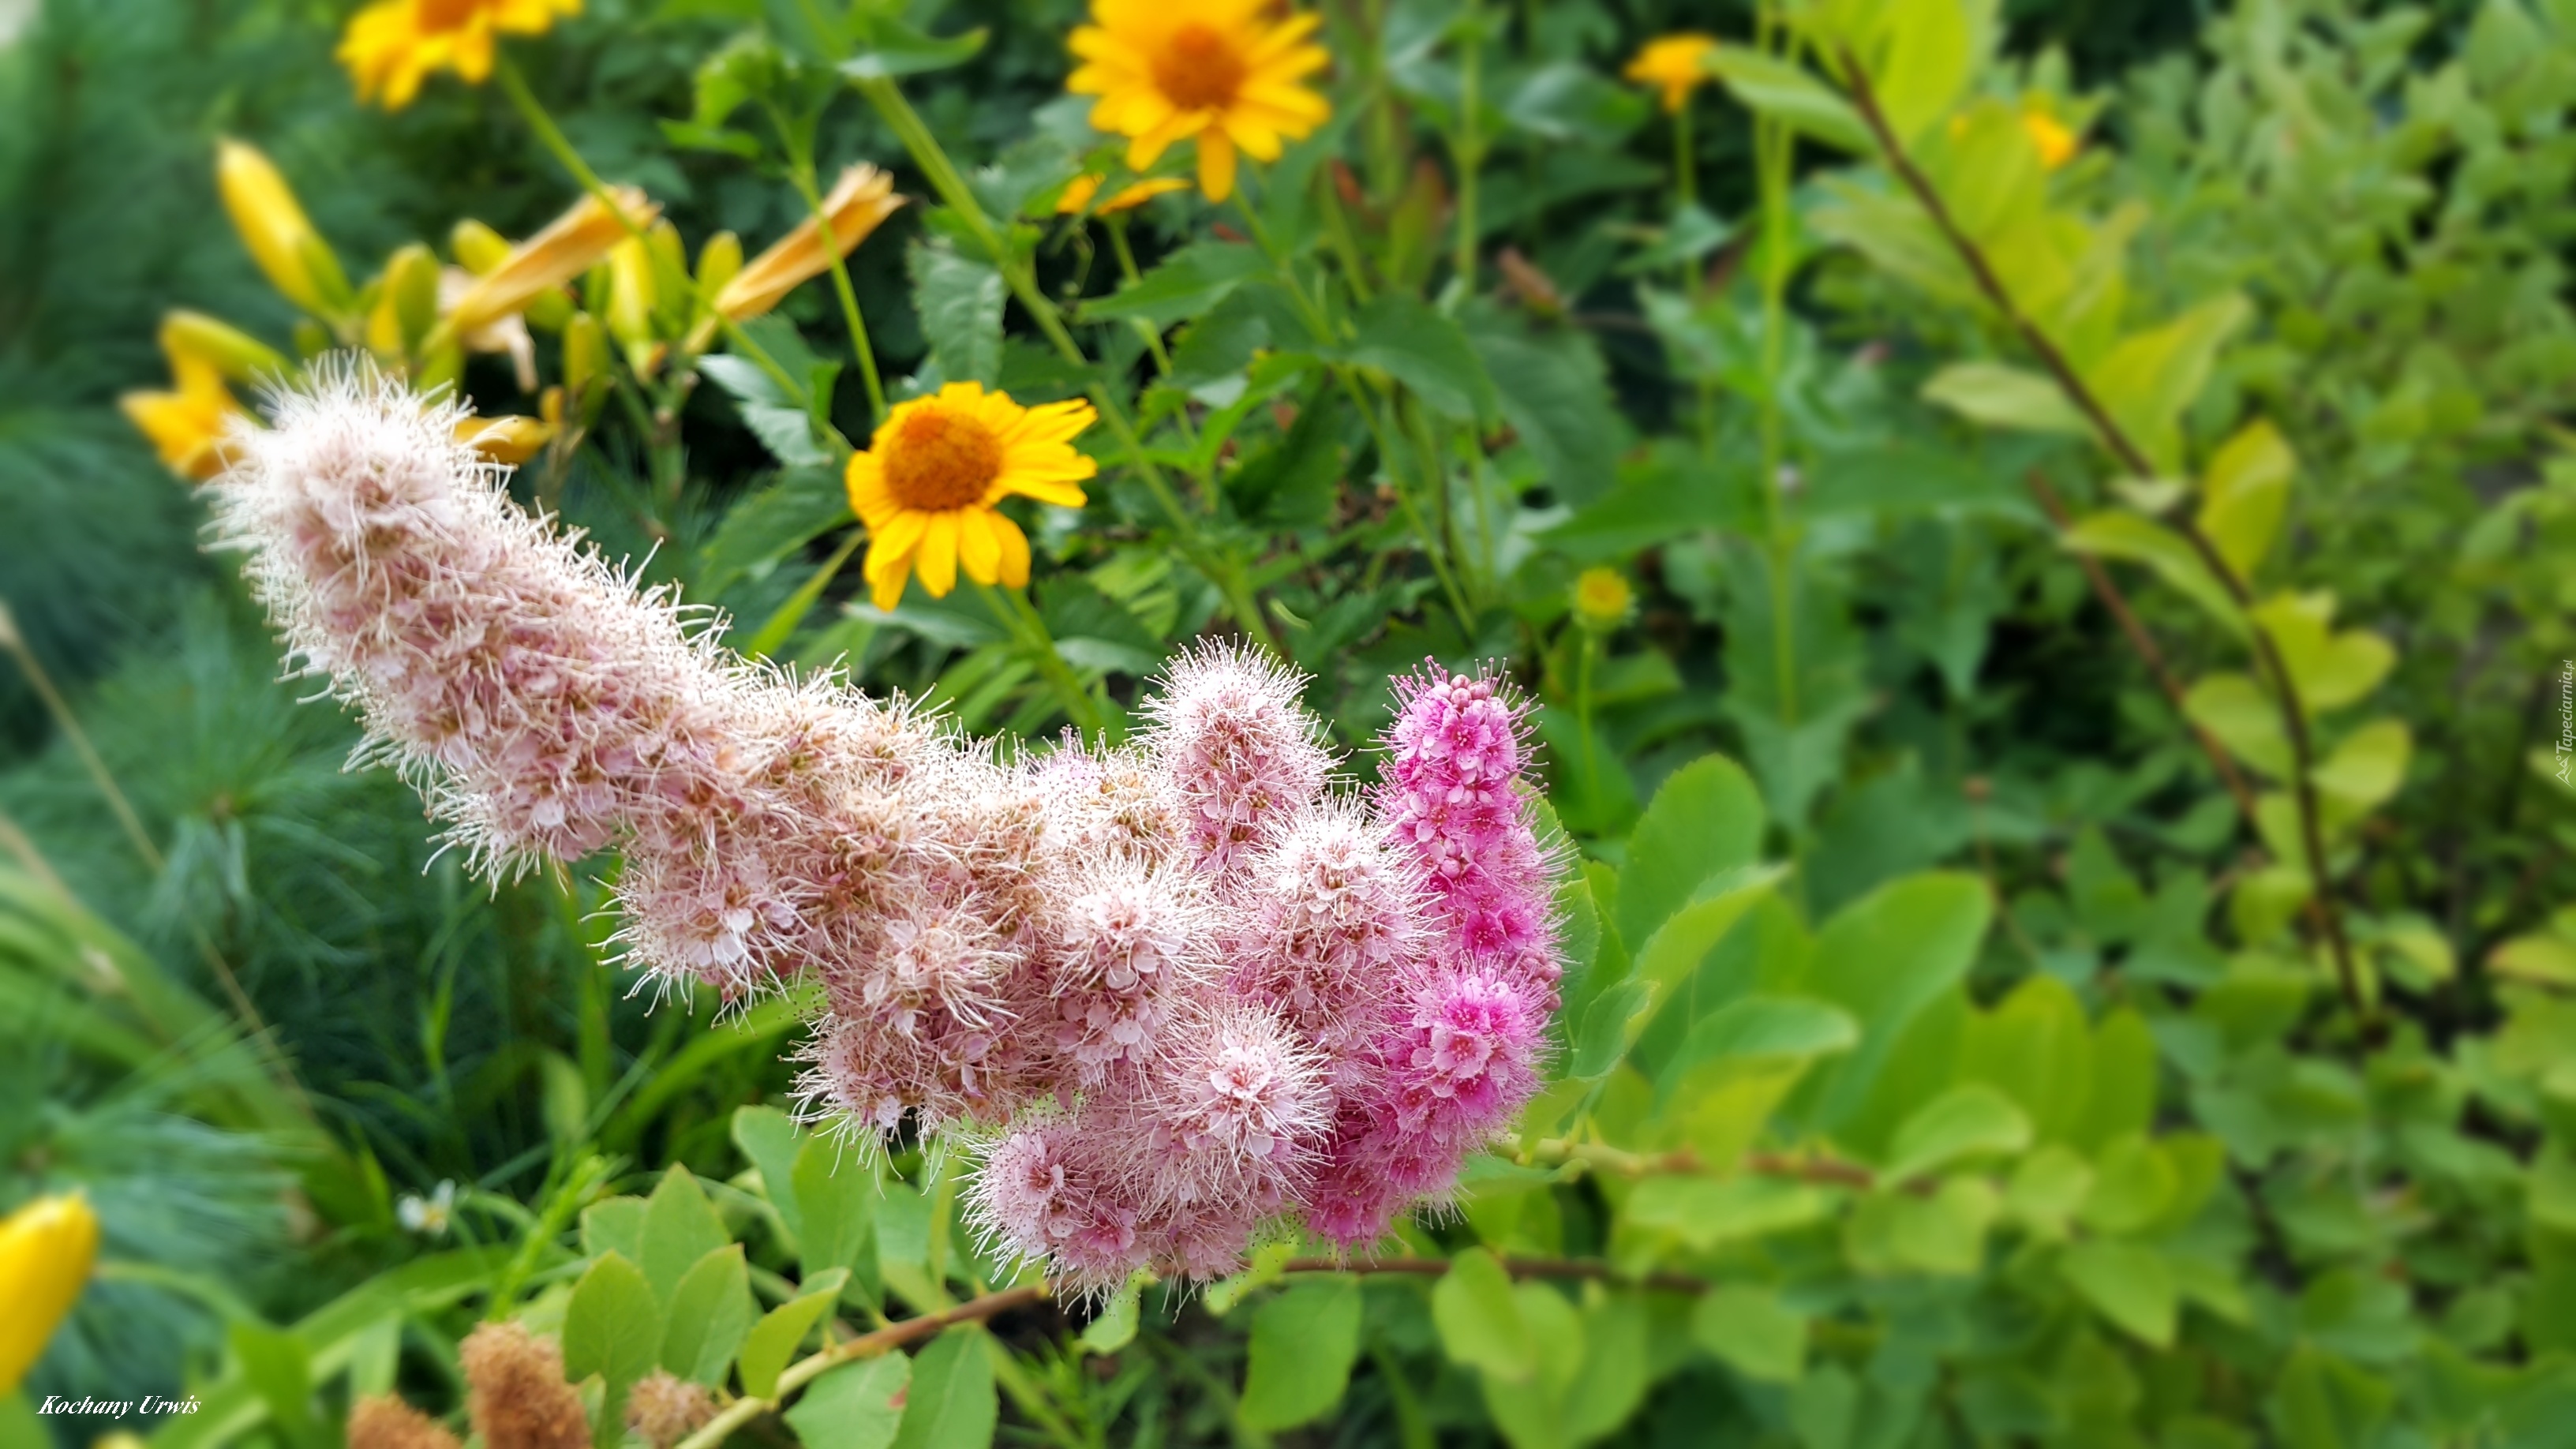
1571, 567, 1634, 631
1623, 33, 1719, 114
0, 1193, 101, 1393
2021, 110, 2080, 170
215, 139, 354, 320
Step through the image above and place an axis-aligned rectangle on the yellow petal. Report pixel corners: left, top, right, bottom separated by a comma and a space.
449, 186, 659, 335
990, 510, 1032, 588
1197, 129, 1237, 203
957, 507, 1002, 584
917, 512, 960, 596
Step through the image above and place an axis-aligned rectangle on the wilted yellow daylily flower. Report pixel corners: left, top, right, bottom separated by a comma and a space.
1066, 0, 1332, 204
1571, 567, 1635, 631
2021, 110, 2080, 170
215, 139, 354, 319
339, 0, 580, 110
455, 412, 556, 465
122, 316, 266, 483
714, 166, 904, 324
1057, 173, 1190, 216
446, 186, 657, 336
1624, 33, 1718, 114
0, 1193, 100, 1393
848, 383, 1099, 610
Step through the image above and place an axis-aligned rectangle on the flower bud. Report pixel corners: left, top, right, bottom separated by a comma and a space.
715, 164, 904, 322
367, 243, 444, 359
455, 414, 556, 466
451, 219, 512, 275
0, 1193, 99, 1393
215, 138, 354, 318
159, 310, 288, 384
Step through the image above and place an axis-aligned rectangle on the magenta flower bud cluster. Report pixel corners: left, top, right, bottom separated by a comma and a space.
211, 371, 1562, 1291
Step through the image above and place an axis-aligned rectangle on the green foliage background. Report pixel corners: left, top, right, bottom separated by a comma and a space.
3, 0, 2574, 1447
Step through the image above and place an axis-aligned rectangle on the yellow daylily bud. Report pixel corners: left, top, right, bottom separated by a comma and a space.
683, 232, 743, 355
716, 164, 904, 323
561, 312, 610, 399
451, 219, 512, 275
215, 139, 353, 319
447, 186, 661, 336
0, 1193, 101, 1393
605, 237, 657, 348
159, 310, 288, 384
365, 244, 444, 359
455, 414, 556, 466
646, 220, 693, 335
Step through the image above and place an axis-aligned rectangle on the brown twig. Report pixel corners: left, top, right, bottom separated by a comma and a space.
2024, 474, 2261, 820
1835, 54, 2366, 1022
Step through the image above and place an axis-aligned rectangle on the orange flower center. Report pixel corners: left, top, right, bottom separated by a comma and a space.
416, 0, 482, 31
1153, 24, 1248, 112
882, 406, 1004, 512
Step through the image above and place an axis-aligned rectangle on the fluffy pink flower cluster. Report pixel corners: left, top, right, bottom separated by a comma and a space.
212, 371, 1560, 1291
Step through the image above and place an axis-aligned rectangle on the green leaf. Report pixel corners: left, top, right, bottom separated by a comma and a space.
732, 1106, 808, 1242
1617, 754, 1766, 951
228, 1324, 315, 1449
2087, 295, 2251, 474
2196, 419, 2295, 578
1706, 48, 1870, 150
1881, 1083, 2032, 1182
2067, 1010, 2158, 1155
662, 1245, 756, 1387
2059, 1241, 2177, 1348
1078, 1278, 1141, 1355
563, 1252, 664, 1440
698, 469, 852, 605
739, 1269, 850, 1399
1921, 361, 2089, 436
1081, 242, 1267, 324
582, 1196, 648, 1264
1463, 305, 1623, 507
837, 17, 988, 80
1795, 873, 1993, 1136
1337, 294, 1498, 421
1625, 1176, 1829, 1251
1432, 1249, 1535, 1381
1868, 0, 1979, 145
1623, 873, 1787, 1055
2064, 512, 2245, 634
2268, 1345, 2394, 1449
1239, 1279, 1364, 1429
2311, 720, 2411, 811
2184, 673, 2292, 779
786, 1354, 911, 1449
795, 1136, 878, 1286
2079, 1134, 2178, 1236
909, 243, 1005, 388
1559, 1292, 1651, 1443
640, 1166, 730, 1305
887, 1330, 998, 1449
1692, 1285, 1807, 1383
2249, 593, 2396, 713
1666, 997, 1859, 1079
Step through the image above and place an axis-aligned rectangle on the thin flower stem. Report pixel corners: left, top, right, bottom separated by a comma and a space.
1673, 98, 1695, 212
774, 116, 889, 425
1451, 0, 1483, 294
1837, 51, 2368, 1024
978, 582, 1103, 740
1104, 219, 1178, 377
1576, 629, 1602, 802
492, 56, 650, 247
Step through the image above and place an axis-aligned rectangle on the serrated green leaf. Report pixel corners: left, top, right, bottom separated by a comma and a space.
1337, 294, 1497, 421
909, 243, 1005, 388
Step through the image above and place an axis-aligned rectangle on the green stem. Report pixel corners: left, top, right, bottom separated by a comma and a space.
1451, 0, 1482, 295
1674, 99, 1696, 212
1754, 4, 1800, 739
1106, 219, 1178, 376
492, 56, 650, 247
774, 114, 888, 425
743, 529, 864, 659
979, 582, 1104, 740
1576, 629, 1601, 803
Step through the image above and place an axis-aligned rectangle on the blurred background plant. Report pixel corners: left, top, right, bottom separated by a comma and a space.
5, 0, 2574, 1445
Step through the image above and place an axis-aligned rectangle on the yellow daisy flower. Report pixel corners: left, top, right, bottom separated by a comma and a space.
1571, 567, 1634, 631
1057, 173, 1191, 215
1624, 32, 1718, 114
121, 320, 253, 485
338, 0, 580, 110
1065, 0, 1332, 204
846, 384, 1099, 611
